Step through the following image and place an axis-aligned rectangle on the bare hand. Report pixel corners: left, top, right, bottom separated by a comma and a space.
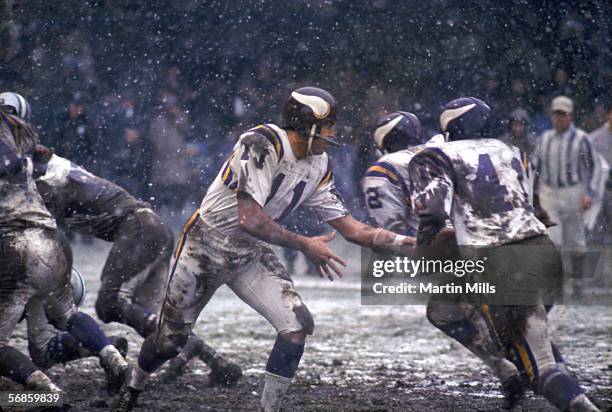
32, 144, 53, 164
301, 232, 347, 281
581, 195, 593, 211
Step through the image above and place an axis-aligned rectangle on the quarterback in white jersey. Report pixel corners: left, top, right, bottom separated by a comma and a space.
201, 122, 346, 238
117, 87, 414, 412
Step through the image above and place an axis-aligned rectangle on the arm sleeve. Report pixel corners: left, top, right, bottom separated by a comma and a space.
578, 136, 596, 196
361, 175, 412, 235
302, 167, 349, 222
235, 131, 280, 208
408, 148, 455, 245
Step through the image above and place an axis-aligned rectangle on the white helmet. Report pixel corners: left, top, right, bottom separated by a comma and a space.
70, 267, 87, 307
0, 92, 31, 120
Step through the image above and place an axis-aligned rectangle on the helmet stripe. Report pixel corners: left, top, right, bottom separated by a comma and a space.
291, 92, 330, 118
374, 115, 403, 149
440, 103, 475, 132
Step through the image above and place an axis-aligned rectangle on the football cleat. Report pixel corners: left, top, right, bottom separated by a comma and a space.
112, 382, 141, 412
501, 374, 526, 410
209, 359, 243, 387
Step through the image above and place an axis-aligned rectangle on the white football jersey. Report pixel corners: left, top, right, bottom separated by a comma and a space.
361, 135, 445, 235
200, 124, 348, 239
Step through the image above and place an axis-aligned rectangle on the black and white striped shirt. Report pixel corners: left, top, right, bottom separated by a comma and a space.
536, 125, 595, 195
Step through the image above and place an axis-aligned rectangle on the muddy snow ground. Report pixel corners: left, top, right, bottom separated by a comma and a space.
4, 238, 611, 411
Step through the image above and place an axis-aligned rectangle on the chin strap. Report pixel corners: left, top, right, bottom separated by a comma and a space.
306, 124, 317, 156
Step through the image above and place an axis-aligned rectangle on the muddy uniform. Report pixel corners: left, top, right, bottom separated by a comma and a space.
408, 139, 589, 409
35, 154, 173, 336
0, 110, 81, 392
157, 123, 348, 343
0, 112, 77, 345
362, 149, 421, 236
363, 137, 531, 388
361, 136, 444, 235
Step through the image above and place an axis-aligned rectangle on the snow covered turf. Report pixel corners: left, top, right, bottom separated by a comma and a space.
5, 238, 611, 411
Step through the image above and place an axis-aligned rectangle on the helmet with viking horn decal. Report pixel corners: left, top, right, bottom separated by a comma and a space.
283, 87, 339, 152
373, 111, 423, 154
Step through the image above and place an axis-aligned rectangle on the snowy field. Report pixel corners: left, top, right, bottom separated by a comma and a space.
5, 238, 612, 411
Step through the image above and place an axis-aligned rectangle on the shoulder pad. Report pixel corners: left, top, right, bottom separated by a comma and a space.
244, 124, 284, 161
365, 161, 400, 186
317, 156, 333, 188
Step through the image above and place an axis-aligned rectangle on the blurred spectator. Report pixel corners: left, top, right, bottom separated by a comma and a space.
148, 90, 192, 210
54, 94, 99, 171
551, 67, 575, 98
590, 102, 612, 166
497, 108, 538, 158
531, 92, 554, 135
60, 30, 98, 92
111, 125, 151, 198
0, 0, 19, 63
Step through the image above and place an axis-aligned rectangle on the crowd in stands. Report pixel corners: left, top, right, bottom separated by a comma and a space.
1, 0, 610, 231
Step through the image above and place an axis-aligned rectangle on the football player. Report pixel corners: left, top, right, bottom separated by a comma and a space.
361, 111, 442, 234
408, 97, 599, 411
0, 92, 128, 397
114, 87, 415, 412
31, 141, 241, 386
362, 111, 525, 407
25, 269, 128, 372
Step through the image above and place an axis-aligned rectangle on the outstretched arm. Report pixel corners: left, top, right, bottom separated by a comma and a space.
237, 191, 346, 280
327, 214, 415, 250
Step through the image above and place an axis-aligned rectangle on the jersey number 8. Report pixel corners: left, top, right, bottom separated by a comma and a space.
366, 187, 382, 209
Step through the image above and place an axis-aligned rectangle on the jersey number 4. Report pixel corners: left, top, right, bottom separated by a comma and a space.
475, 154, 528, 211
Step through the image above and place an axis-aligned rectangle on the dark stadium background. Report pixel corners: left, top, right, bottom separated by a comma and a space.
1, 1, 610, 411
2, 0, 611, 222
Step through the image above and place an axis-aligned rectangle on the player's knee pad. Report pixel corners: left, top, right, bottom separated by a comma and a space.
293, 303, 314, 335
94, 288, 126, 324
266, 335, 305, 379
426, 301, 477, 346
539, 365, 583, 411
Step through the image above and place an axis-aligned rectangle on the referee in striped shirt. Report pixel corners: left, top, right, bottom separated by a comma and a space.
535, 96, 595, 286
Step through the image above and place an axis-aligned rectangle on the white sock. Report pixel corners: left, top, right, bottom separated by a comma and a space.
129, 364, 151, 391
260, 372, 292, 412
